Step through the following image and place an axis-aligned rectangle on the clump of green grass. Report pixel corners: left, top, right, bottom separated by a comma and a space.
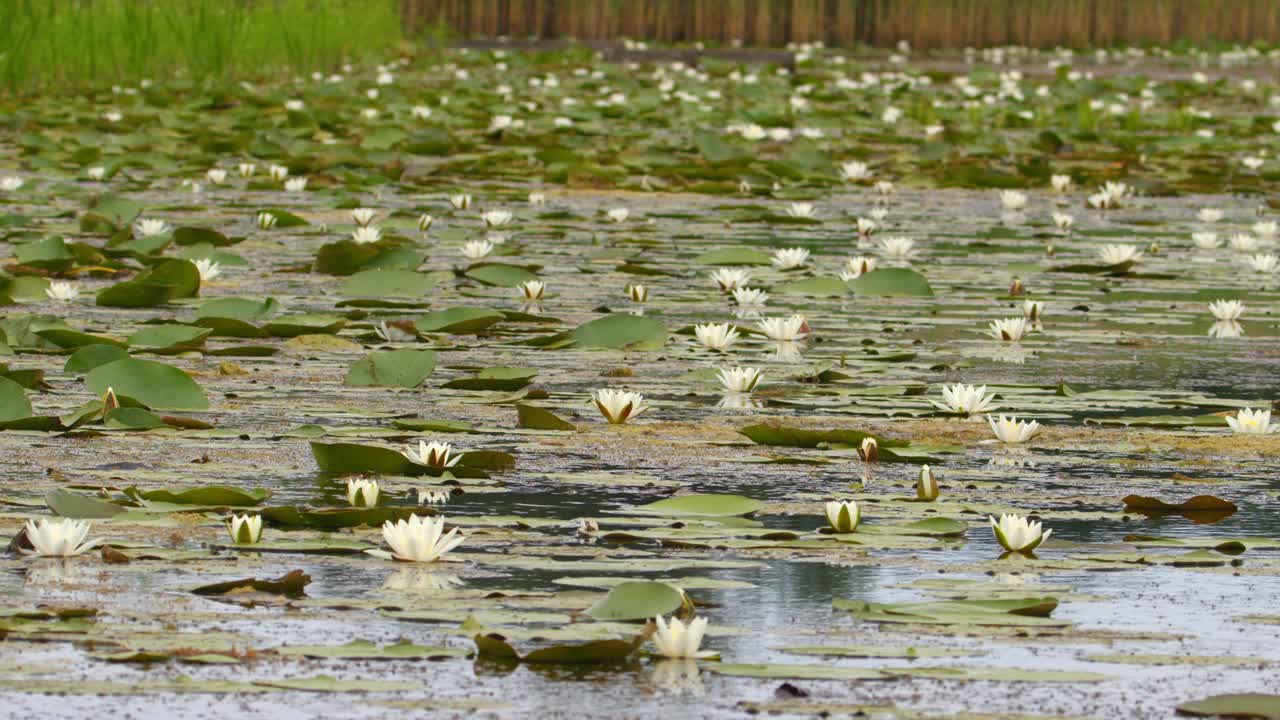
0, 0, 402, 95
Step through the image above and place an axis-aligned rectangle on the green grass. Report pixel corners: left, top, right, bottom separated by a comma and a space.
0, 0, 402, 95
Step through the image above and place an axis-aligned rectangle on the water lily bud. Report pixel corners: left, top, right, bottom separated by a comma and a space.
346, 478, 379, 508
417, 214, 434, 232
858, 437, 878, 463
825, 500, 860, 533
101, 386, 120, 415
917, 465, 939, 501
626, 284, 648, 303
1009, 278, 1024, 296
256, 211, 277, 230
226, 514, 263, 544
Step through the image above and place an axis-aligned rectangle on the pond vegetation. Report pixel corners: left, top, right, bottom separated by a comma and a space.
1, 33, 1279, 719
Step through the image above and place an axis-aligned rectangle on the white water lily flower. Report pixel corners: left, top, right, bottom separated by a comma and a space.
45, 281, 81, 303
450, 193, 472, 210
593, 388, 646, 424
878, 236, 918, 259
933, 383, 998, 416
1052, 212, 1074, 230
205, 168, 227, 185
844, 256, 877, 278
226, 514, 263, 544
134, 218, 170, 237
917, 465, 939, 501
874, 180, 895, 197
988, 317, 1030, 342
694, 323, 739, 351
1191, 232, 1220, 249
349, 226, 382, 245
528, 192, 546, 205
238, 162, 256, 178
1197, 208, 1224, 223
732, 287, 768, 307
284, 177, 308, 192
517, 280, 545, 301
627, 284, 649, 302
256, 211, 278, 230
784, 202, 816, 219
825, 500, 860, 533
87, 167, 106, 181
758, 314, 808, 341
988, 414, 1042, 443
351, 208, 377, 227
417, 214, 434, 232
346, 478, 379, 508
284, 99, 305, 112
1225, 408, 1277, 435
268, 164, 289, 182
1208, 299, 1245, 321
771, 247, 810, 269
1098, 243, 1142, 265
1050, 174, 1071, 193
461, 239, 495, 261
710, 268, 751, 292
1243, 156, 1266, 171
990, 513, 1051, 553
717, 366, 762, 394
21, 518, 102, 558
482, 209, 513, 228
652, 616, 715, 659
194, 258, 221, 282
375, 321, 416, 343
840, 161, 871, 181
606, 208, 630, 223
855, 217, 877, 237
1228, 234, 1260, 252
1252, 221, 1278, 240
1, 176, 25, 192
373, 514, 465, 563
999, 190, 1028, 211
1246, 254, 1279, 273
405, 440, 462, 468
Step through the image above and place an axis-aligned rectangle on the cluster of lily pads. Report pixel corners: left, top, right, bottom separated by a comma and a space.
1, 36, 1278, 713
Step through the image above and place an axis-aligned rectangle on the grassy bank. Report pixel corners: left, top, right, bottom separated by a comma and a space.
0, 0, 401, 95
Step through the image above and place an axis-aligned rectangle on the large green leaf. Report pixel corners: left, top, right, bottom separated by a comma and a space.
0, 376, 32, 422
415, 307, 504, 334
341, 269, 436, 298
848, 268, 934, 297
584, 581, 684, 621
570, 314, 666, 350
85, 358, 209, 410
344, 349, 436, 388
465, 263, 538, 287
634, 494, 764, 517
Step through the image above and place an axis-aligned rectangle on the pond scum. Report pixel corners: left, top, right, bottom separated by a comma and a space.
1, 25, 1279, 720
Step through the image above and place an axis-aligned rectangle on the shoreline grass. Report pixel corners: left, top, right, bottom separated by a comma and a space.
0, 0, 401, 96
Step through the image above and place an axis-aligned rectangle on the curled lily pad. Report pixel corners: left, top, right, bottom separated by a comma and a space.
584, 581, 685, 621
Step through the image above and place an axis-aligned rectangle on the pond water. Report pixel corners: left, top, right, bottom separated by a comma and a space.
1, 43, 1279, 719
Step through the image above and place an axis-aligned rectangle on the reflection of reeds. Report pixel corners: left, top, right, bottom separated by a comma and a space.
0, 0, 401, 95
403, 0, 1280, 47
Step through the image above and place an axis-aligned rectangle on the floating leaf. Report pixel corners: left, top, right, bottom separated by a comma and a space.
634, 494, 764, 517
570, 314, 666, 350
848, 268, 934, 297
516, 404, 575, 431
584, 581, 685, 621
344, 349, 437, 388
86, 358, 209, 410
